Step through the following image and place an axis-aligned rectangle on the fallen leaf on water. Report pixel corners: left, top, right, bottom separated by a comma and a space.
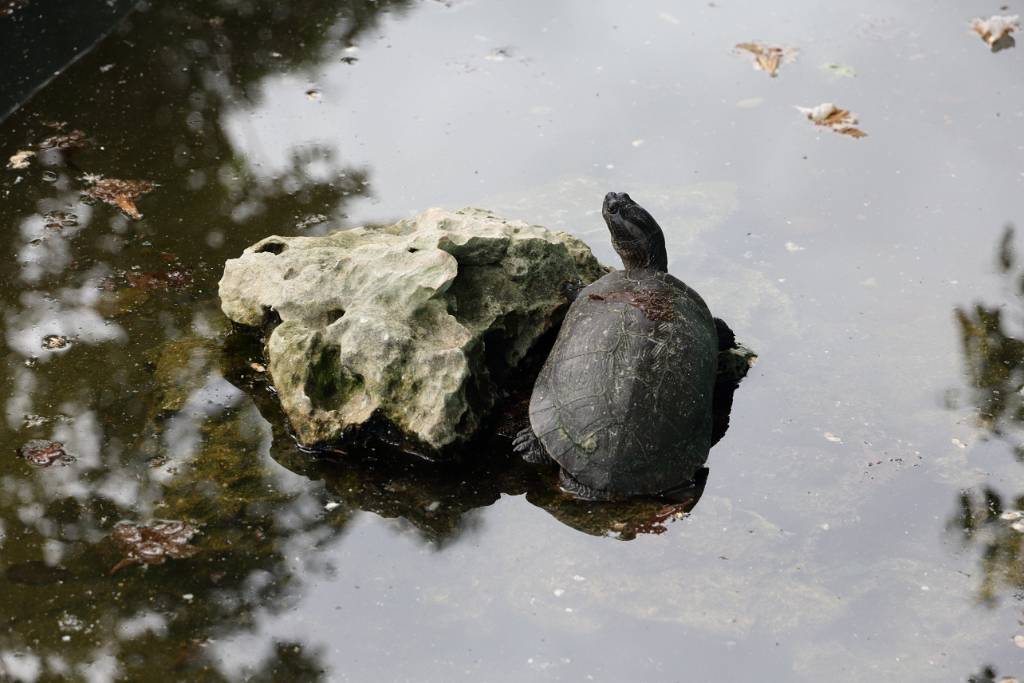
109, 520, 199, 574
971, 15, 1019, 46
82, 175, 157, 220
38, 129, 88, 152
41, 334, 70, 350
43, 210, 78, 230
7, 149, 35, 169
796, 103, 867, 138
17, 439, 74, 467
735, 42, 797, 77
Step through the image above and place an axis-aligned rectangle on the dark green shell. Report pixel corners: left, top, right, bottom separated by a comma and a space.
528, 269, 718, 496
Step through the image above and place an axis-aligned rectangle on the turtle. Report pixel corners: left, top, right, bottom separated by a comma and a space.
513, 191, 736, 500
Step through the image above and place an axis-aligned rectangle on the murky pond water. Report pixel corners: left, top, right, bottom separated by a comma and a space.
2, 0, 1023, 680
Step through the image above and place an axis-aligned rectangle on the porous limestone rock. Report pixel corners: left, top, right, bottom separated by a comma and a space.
218, 207, 608, 452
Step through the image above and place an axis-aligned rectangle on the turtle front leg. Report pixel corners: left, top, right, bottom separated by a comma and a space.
513, 427, 555, 465
713, 317, 736, 351
560, 278, 585, 302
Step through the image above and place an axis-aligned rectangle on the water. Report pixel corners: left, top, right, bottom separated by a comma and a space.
1, 1, 1022, 680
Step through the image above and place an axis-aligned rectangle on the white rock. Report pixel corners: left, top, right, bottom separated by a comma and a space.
219, 208, 607, 451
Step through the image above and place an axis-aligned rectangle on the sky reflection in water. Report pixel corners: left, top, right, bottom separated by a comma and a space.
0, 0, 1023, 680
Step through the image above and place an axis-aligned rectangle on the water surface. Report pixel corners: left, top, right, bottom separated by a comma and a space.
1, 1, 1023, 680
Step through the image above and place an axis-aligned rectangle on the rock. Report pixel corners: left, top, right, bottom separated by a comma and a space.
218, 207, 608, 452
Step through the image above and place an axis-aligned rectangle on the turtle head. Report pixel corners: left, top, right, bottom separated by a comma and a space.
602, 192, 669, 272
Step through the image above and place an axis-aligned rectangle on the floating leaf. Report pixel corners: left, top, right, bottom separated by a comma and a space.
43, 210, 78, 230
735, 42, 797, 77
7, 149, 35, 169
17, 439, 74, 467
796, 102, 867, 138
108, 520, 199, 574
82, 175, 157, 220
41, 334, 70, 350
971, 15, 1019, 47
38, 129, 88, 152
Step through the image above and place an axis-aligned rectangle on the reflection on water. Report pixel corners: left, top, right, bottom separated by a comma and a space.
3, 0, 1024, 679
0, 0, 406, 679
227, 322, 727, 543
952, 226, 1024, 681
952, 225, 1024, 603
2, 1, 726, 675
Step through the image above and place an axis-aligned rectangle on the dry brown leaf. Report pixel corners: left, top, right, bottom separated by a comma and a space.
83, 175, 157, 220
17, 439, 73, 467
38, 129, 88, 151
108, 520, 199, 574
735, 42, 796, 77
796, 103, 867, 138
835, 126, 867, 139
971, 15, 1019, 46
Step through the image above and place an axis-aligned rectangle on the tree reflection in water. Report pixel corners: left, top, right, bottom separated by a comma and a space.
951, 225, 1024, 682
0, 0, 411, 679
0, 0, 750, 677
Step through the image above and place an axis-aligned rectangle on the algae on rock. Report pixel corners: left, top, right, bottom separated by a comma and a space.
218, 207, 608, 452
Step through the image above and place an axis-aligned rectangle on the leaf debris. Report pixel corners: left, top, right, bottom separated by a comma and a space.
41, 334, 70, 350
796, 103, 867, 138
735, 42, 797, 77
43, 210, 78, 231
82, 175, 157, 220
18, 440, 74, 467
971, 15, 1019, 46
38, 129, 88, 152
108, 520, 199, 574
7, 150, 35, 169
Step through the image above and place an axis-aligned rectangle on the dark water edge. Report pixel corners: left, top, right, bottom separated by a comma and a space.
1, 1, 1023, 681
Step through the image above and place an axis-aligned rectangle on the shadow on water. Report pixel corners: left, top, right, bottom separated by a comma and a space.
950, 225, 1024, 682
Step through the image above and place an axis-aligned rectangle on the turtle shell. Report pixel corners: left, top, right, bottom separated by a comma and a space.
528, 269, 718, 496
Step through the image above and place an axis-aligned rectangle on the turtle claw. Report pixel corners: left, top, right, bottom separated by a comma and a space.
560, 278, 584, 302
557, 469, 615, 501
513, 427, 554, 465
